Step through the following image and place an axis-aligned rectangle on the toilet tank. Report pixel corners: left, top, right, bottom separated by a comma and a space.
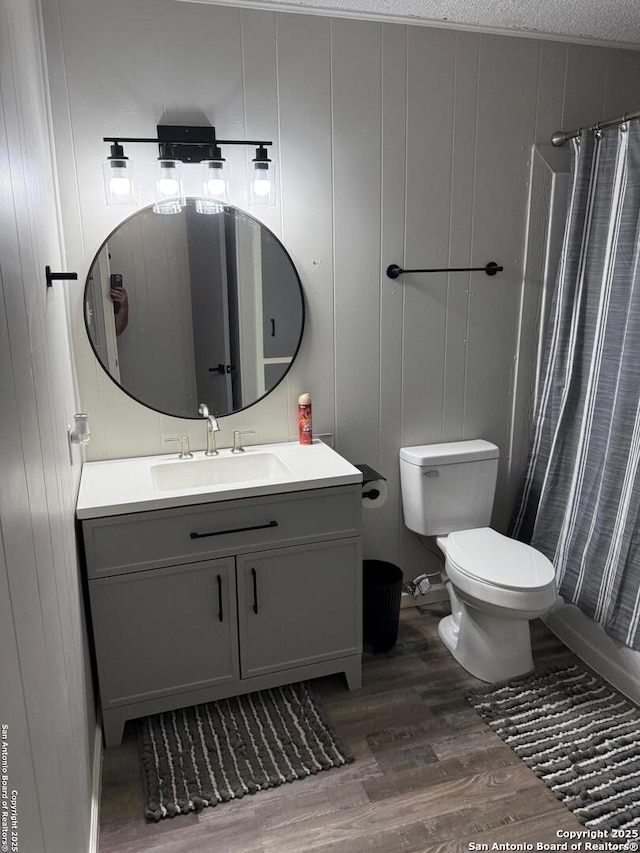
399, 440, 499, 536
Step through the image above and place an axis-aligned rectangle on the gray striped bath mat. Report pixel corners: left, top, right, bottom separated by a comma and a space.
467, 663, 640, 831
140, 682, 353, 820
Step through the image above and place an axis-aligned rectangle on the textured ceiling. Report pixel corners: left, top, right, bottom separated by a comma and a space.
220, 0, 640, 46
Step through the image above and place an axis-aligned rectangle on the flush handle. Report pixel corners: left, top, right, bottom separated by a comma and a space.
422, 470, 440, 479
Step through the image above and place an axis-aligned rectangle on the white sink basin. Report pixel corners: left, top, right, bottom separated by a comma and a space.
150, 452, 291, 491
76, 440, 362, 519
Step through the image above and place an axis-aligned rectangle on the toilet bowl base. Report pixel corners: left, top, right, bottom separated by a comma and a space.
438, 607, 534, 683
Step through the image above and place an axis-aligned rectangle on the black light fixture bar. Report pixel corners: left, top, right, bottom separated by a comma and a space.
103, 137, 274, 145
386, 261, 503, 279
103, 124, 272, 165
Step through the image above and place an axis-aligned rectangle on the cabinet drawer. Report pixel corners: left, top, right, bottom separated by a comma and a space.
83, 485, 361, 578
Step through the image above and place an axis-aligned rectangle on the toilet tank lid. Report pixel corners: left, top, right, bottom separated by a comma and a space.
399, 439, 499, 466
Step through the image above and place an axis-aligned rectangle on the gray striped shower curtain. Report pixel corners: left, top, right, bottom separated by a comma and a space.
512, 119, 640, 649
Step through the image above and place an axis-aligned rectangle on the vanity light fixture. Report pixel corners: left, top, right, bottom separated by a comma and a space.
102, 125, 273, 213
153, 145, 186, 215
196, 144, 228, 214
249, 145, 275, 207
201, 145, 229, 200
102, 142, 136, 205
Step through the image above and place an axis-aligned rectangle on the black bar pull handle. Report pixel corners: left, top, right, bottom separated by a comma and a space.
217, 574, 223, 622
270, 318, 275, 337
190, 520, 278, 539
386, 261, 503, 279
251, 567, 258, 615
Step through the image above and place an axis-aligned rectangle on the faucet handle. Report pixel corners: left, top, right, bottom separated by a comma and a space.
166, 436, 193, 459
231, 430, 255, 453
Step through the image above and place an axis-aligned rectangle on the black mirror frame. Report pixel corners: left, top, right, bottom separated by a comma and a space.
83, 201, 306, 420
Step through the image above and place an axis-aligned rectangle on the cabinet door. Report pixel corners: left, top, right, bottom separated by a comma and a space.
89, 558, 238, 709
237, 538, 362, 679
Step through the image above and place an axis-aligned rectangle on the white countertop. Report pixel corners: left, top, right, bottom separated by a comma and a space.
76, 440, 362, 519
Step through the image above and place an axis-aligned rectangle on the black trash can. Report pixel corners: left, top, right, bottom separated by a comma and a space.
363, 560, 403, 654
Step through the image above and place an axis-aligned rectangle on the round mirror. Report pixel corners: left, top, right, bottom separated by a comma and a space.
84, 201, 305, 418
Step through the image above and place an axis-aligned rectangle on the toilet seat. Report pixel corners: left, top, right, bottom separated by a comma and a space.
446, 527, 555, 591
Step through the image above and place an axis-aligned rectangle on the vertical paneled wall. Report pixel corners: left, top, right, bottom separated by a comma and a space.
0, 0, 96, 850
45, 0, 640, 578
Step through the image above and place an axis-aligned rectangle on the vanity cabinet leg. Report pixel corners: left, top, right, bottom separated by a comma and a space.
343, 656, 362, 690
102, 709, 127, 748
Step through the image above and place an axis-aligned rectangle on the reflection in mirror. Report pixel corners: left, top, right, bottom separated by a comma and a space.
84, 201, 304, 418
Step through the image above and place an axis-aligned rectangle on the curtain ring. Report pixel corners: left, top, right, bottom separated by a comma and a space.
589, 122, 602, 141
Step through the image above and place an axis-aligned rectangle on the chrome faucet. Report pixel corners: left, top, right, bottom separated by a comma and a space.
198, 403, 220, 456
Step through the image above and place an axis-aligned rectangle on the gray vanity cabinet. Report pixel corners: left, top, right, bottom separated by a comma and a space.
82, 484, 363, 747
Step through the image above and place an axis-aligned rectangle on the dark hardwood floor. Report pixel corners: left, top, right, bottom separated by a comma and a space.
98, 604, 584, 852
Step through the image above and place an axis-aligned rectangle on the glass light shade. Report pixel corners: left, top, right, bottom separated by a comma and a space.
200, 159, 229, 202
102, 157, 136, 205
153, 158, 185, 214
249, 150, 276, 207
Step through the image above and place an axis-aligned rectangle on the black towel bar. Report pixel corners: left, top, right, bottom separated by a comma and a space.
386, 261, 503, 279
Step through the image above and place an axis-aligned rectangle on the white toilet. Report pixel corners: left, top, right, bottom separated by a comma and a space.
399, 439, 557, 683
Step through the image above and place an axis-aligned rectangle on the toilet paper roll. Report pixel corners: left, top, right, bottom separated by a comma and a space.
362, 480, 388, 509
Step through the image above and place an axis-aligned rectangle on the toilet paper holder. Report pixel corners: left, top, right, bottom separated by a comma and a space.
355, 464, 386, 500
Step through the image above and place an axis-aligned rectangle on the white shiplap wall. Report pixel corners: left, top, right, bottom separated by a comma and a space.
44, 0, 640, 578
0, 0, 96, 850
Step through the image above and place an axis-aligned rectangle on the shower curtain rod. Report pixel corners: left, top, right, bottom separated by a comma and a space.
552, 108, 640, 147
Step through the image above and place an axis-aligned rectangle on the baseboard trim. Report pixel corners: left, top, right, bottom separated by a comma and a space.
544, 601, 640, 706
88, 719, 103, 853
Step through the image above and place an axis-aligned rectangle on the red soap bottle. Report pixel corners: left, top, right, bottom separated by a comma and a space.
298, 393, 312, 445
